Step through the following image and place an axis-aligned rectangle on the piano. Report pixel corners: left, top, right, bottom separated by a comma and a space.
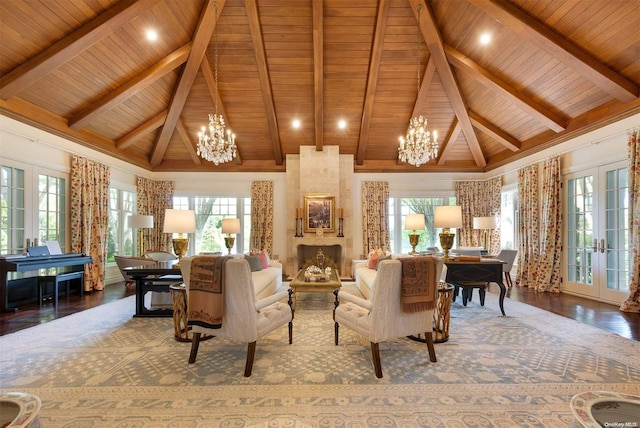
1, 253, 93, 312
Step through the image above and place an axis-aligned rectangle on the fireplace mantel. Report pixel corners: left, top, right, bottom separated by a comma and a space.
291, 237, 346, 275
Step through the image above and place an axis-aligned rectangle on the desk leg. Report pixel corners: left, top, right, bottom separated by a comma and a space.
134, 277, 145, 317
496, 280, 506, 316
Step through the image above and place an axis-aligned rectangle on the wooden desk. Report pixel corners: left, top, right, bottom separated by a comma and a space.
444, 259, 507, 316
124, 261, 182, 317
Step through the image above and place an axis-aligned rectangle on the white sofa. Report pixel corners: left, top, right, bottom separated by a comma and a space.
181, 256, 282, 299
354, 255, 444, 300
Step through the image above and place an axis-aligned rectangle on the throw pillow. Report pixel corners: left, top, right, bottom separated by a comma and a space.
257, 251, 269, 269
244, 254, 262, 272
367, 248, 384, 269
375, 255, 392, 271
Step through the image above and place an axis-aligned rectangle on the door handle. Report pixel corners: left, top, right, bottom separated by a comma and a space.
600, 239, 606, 253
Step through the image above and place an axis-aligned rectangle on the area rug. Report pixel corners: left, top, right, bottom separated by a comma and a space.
1, 285, 639, 427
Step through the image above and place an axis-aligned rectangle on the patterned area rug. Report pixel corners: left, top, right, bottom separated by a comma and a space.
1, 284, 639, 427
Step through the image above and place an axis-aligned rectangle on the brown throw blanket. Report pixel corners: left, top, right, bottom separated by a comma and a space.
398, 256, 437, 313
187, 255, 232, 329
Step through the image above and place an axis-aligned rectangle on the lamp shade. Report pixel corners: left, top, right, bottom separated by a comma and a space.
473, 216, 497, 230
434, 206, 462, 229
128, 214, 154, 229
221, 218, 241, 234
163, 209, 196, 234
404, 213, 425, 231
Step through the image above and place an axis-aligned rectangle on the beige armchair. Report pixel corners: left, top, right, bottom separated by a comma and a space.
180, 256, 293, 377
333, 258, 440, 378
114, 255, 157, 287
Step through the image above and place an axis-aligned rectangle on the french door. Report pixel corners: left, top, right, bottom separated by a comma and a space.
563, 161, 630, 304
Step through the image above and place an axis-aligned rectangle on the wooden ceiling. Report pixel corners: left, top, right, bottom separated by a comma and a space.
1, 0, 639, 173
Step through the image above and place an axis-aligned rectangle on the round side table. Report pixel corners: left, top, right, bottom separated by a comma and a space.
169, 284, 191, 342
408, 283, 454, 344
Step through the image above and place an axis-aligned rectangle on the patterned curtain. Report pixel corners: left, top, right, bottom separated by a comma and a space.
621, 128, 640, 313
534, 156, 562, 292
136, 177, 174, 252
250, 181, 274, 255
70, 155, 110, 291
516, 164, 540, 288
361, 181, 390, 254
455, 177, 502, 253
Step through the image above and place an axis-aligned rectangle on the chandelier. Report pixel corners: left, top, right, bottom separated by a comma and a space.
197, 8, 237, 165
398, 5, 438, 167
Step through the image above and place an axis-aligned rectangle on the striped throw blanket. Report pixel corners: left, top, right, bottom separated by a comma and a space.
187, 255, 232, 329
398, 256, 437, 313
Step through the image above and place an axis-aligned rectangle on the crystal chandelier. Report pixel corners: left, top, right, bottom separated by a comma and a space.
398, 6, 438, 167
197, 11, 237, 165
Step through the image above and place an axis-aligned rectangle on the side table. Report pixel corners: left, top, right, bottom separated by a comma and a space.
409, 283, 454, 344
169, 284, 190, 342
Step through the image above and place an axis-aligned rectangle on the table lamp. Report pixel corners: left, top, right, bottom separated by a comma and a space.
434, 206, 462, 260
128, 214, 154, 257
404, 213, 425, 254
473, 216, 497, 251
221, 218, 241, 254
163, 209, 196, 262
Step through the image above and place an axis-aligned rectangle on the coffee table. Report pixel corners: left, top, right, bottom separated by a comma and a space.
289, 268, 341, 310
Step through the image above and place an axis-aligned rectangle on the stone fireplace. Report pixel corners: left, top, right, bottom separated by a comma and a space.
286, 146, 354, 278
292, 237, 346, 275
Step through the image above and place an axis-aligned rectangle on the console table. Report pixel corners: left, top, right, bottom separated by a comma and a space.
444, 259, 507, 316
124, 261, 182, 317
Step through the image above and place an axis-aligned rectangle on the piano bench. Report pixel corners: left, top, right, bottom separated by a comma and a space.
38, 271, 84, 308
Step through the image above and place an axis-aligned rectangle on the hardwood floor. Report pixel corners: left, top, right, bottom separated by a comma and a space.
1, 281, 638, 341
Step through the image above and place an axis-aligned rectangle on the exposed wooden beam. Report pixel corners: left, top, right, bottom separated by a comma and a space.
176, 119, 202, 165
313, 0, 324, 152
410, 58, 437, 118
200, 56, 242, 164
245, 0, 283, 165
117, 111, 167, 150
69, 44, 191, 130
445, 46, 566, 133
469, 111, 520, 152
437, 116, 461, 166
0, 0, 162, 100
409, 0, 486, 167
356, 0, 391, 165
468, 0, 638, 102
150, 0, 222, 167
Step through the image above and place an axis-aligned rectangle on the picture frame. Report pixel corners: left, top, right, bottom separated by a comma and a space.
304, 195, 335, 233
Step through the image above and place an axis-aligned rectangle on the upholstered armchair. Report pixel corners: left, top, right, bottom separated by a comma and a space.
180, 256, 293, 377
495, 249, 518, 287
333, 258, 440, 378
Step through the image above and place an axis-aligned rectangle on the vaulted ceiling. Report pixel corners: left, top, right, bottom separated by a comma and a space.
1, 0, 639, 173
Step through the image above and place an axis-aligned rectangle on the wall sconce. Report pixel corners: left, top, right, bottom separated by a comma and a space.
163, 209, 196, 263
434, 206, 462, 260
404, 213, 425, 254
128, 214, 154, 257
337, 208, 344, 237
221, 218, 241, 254
473, 216, 497, 251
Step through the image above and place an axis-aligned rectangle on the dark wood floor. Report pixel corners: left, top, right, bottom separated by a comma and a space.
1, 281, 638, 341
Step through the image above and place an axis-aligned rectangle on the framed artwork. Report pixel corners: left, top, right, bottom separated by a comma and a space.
304, 195, 335, 233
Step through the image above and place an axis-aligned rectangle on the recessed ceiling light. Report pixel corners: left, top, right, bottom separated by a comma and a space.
480, 33, 491, 45
338, 119, 346, 129
292, 119, 301, 129
146, 29, 158, 42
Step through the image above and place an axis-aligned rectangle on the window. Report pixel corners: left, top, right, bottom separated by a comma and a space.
38, 174, 66, 251
107, 188, 135, 262
389, 197, 457, 254
500, 188, 517, 250
172, 196, 250, 255
0, 166, 25, 254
